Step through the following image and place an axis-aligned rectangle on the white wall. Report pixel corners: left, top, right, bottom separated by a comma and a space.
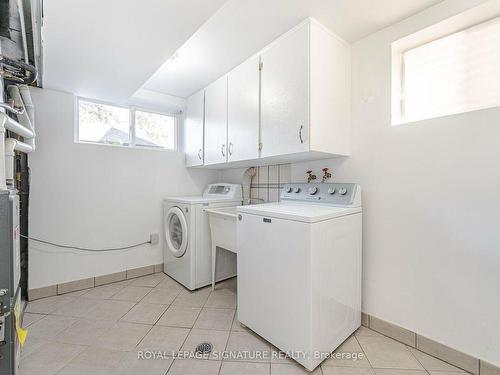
28, 88, 220, 289
291, 0, 500, 365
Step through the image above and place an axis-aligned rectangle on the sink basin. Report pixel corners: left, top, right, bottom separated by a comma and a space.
205, 206, 238, 253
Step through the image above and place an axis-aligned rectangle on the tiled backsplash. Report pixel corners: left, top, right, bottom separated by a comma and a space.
250, 164, 291, 203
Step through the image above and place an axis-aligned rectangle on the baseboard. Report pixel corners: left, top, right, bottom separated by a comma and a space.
28, 263, 164, 301
362, 312, 499, 375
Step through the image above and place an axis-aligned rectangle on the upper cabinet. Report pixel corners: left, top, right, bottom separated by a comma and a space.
260, 23, 309, 158
204, 75, 228, 165
184, 90, 205, 167
227, 55, 260, 162
185, 18, 351, 168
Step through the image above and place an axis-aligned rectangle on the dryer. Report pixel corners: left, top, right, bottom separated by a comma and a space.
163, 183, 242, 290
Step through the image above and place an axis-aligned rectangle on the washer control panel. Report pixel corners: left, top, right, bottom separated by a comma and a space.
280, 183, 358, 205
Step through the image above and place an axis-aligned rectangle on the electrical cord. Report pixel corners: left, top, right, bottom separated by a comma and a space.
20, 234, 151, 252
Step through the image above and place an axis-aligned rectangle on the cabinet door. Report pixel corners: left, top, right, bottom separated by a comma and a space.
204, 75, 228, 165
261, 23, 309, 158
185, 90, 204, 167
227, 55, 260, 162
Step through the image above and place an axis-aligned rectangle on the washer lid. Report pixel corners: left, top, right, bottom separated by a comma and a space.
164, 196, 242, 204
237, 202, 362, 223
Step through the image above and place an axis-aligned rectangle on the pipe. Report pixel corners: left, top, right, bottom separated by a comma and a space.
4, 138, 33, 185
0, 126, 6, 190
242, 167, 257, 205
16, 0, 30, 64
0, 55, 38, 84
8, 85, 35, 149
0, 103, 25, 115
0, 112, 34, 138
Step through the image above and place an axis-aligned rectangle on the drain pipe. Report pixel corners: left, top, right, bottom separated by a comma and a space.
8, 85, 35, 150
4, 138, 33, 186
242, 167, 257, 205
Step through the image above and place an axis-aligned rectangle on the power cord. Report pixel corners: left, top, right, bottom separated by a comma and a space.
20, 234, 151, 252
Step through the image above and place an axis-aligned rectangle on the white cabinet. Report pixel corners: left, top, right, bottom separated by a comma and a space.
227, 55, 260, 162
260, 23, 309, 158
184, 90, 204, 167
260, 19, 351, 162
185, 18, 350, 168
204, 75, 228, 165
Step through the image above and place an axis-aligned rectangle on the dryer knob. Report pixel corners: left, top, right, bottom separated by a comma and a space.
328, 187, 336, 195
308, 187, 318, 195
285, 187, 292, 193
293, 187, 301, 193
339, 188, 347, 195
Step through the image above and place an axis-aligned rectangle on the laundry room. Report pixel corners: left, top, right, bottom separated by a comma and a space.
0, 0, 499, 374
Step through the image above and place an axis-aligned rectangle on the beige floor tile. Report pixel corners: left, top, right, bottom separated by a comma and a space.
25, 294, 76, 314
129, 273, 166, 287
113, 351, 174, 375
322, 336, 372, 368
51, 297, 101, 318
181, 328, 230, 360
21, 336, 50, 358
156, 305, 201, 328
231, 315, 249, 332
205, 292, 237, 309
374, 370, 427, 375
167, 358, 221, 375
121, 303, 168, 324
155, 277, 184, 291
272, 362, 322, 374
141, 287, 181, 305
322, 367, 375, 375
220, 361, 270, 375
58, 346, 127, 375
429, 372, 473, 375
172, 287, 211, 308
22, 312, 47, 327
27, 315, 78, 340
355, 327, 384, 338
357, 336, 424, 370
61, 288, 93, 297
85, 299, 136, 321
82, 284, 125, 299
215, 276, 237, 293
271, 346, 296, 365
55, 318, 112, 346
226, 331, 272, 362
408, 347, 465, 372
194, 308, 235, 330
111, 286, 153, 302
19, 341, 86, 375
95, 321, 152, 351
137, 325, 190, 353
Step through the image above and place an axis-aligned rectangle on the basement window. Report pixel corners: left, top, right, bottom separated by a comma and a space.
392, 13, 500, 125
76, 98, 177, 150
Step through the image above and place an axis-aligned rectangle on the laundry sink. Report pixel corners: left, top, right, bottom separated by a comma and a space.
205, 206, 238, 253
205, 206, 239, 290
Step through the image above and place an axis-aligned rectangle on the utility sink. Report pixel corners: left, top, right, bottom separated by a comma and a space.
205, 206, 239, 290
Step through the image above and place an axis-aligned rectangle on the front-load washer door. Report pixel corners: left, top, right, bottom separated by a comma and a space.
165, 206, 188, 257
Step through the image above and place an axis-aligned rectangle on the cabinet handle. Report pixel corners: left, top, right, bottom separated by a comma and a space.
299, 125, 304, 144
197, 149, 202, 160
228, 142, 233, 156
221, 144, 226, 157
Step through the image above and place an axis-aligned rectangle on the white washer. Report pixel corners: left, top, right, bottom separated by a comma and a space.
163, 183, 242, 290
237, 183, 362, 371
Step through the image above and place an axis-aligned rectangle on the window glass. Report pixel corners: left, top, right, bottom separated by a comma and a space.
78, 100, 130, 145
134, 110, 176, 150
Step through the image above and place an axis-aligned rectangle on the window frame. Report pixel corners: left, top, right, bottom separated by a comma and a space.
391, 3, 500, 126
75, 96, 179, 151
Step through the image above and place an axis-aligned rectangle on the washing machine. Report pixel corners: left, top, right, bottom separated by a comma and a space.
237, 182, 362, 371
163, 183, 242, 290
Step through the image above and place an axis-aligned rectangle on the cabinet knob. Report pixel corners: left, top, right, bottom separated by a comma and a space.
198, 149, 202, 160
221, 144, 226, 157
228, 142, 233, 156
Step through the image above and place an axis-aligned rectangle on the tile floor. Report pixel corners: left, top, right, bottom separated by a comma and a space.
21, 273, 470, 375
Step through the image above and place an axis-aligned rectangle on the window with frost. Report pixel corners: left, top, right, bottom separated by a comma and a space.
392, 16, 500, 124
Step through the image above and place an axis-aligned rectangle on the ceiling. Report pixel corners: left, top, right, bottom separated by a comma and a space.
41, 0, 227, 104
141, 0, 444, 98
42, 0, 443, 107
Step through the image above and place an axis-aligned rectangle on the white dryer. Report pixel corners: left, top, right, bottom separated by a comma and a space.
163, 183, 242, 290
237, 182, 362, 371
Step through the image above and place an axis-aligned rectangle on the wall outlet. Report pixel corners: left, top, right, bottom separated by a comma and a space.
150, 233, 159, 245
